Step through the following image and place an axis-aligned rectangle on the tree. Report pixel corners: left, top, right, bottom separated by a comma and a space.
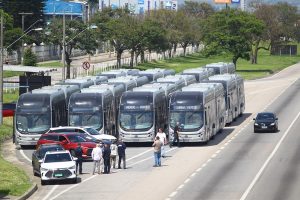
252, 2, 298, 63
23, 48, 37, 66
1, 0, 45, 29
92, 8, 131, 68
203, 8, 264, 67
44, 19, 98, 79
181, 1, 215, 18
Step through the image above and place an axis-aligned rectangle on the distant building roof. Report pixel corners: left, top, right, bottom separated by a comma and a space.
4, 65, 57, 74
44, 0, 84, 16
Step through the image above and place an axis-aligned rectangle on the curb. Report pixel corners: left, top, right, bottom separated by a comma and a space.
16, 183, 38, 200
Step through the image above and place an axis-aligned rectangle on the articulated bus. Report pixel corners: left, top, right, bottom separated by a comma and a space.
107, 77, 138, 91
156, 76, 186, 90
207, 74, 245, 124
56, 78, 95, 89
138, 70, 164, 81
68, 88, 115, 134
119, 86, 168, 142
205, 62, 235, 75
181, 68, 214, 82
42, 85, 80, 106
89, 84, 126, 136
173, 74, 197, 86
14, 88, 67, 147
169, 85, 218, 143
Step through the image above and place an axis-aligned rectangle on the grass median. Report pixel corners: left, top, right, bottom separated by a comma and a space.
137, 49, 300, 80
0, 91, 32, 197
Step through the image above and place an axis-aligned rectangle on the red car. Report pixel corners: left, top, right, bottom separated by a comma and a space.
3, 103, 16, 117
37, 133, 96, 159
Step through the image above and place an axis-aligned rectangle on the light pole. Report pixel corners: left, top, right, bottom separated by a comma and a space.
19, 13, 33, 64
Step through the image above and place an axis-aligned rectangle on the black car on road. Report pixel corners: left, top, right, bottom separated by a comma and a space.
253, 112, 278, 133
32, 143, 64, 176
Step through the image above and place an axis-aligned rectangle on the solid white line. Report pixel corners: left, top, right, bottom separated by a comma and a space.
20, 150, 31, 162
211, 154, 217, 158
240, 109, 300, 200
42, 185, 59, 200
126, 148, 153, 161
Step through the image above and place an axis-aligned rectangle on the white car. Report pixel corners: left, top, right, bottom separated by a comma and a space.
47, 126, 116, 141
40, 150, 77, 185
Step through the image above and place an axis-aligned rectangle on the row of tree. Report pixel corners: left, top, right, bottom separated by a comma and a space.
1, 1, 300, 79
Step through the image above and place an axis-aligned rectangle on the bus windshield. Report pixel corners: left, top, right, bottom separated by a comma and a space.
120, 111, 153, 131
16, 113, 51, 134
69, 112, 102, 130
169, 111, 204, 131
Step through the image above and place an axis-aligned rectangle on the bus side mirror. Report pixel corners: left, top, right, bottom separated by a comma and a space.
253, 118, 256, 120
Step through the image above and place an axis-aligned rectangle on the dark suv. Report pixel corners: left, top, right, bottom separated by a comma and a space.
253, 112, 278, 133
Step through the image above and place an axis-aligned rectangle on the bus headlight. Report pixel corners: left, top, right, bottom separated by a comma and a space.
270, 123, 275, 126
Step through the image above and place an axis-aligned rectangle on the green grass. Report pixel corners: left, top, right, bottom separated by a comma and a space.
37, 61, 63, 68
0, 154, 32, 196
0, 91, 31, 197
136, 49, 300, 80
3, 71, 23, 78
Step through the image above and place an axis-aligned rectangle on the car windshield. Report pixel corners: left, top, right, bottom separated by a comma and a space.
67, 135, 89, 143
44, 153, 72, 163
84, 127, 100, 136
40, 146, 64, 158
69, 113, 102, 130
257, 113, 275, 120
170, 111, 204, 131
120, 111, 153, 131
16, 113, 51, 134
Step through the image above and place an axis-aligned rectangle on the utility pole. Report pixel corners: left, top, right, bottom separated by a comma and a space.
19, 12, 33, 64
62, 13, 66, 81
0, 14, 3, 125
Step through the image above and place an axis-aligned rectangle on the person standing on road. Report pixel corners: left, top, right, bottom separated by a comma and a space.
103, 143, 111, 174
152, 136, 162, 167
170, 122, 180, 148
91, 144, 103, 175
156, 128, 167, 158
117, 139, 126, 169
110, 141, 118, 169
74, 143, 83, 174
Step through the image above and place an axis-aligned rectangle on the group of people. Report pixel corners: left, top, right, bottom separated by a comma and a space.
74, 139, 127, 175
152, 122, 181, 167
74, 123, 181, 173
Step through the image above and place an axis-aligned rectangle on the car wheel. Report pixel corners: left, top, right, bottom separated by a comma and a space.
41, 179, 46, 186
72, 177, 77, 184
33, 169, 39, 177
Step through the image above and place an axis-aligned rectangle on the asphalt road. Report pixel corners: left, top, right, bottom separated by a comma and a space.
12, 61, 300, 200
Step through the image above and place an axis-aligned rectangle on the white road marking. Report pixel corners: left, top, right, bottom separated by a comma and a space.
169, 191, 178, 198
126, 148, 153, 161
211, 154, 217, 158
184, 179, 190, 184
178, 184, 184, 189
20, 150, 31, 162
240, 109, 300, 200
42, 185, 59, 200
196, 167, 202, 172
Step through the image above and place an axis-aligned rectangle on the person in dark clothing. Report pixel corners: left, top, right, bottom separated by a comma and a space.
170, 122, 180, 148
74, 143, 83, 174
117, 139, 126, 169
103, 143, 111, 174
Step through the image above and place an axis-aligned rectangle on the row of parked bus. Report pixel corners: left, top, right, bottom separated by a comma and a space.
14, 62, 244, 147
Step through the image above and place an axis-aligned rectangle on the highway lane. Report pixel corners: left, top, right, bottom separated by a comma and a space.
172, 77, 300, 199
13, 62, 300, 200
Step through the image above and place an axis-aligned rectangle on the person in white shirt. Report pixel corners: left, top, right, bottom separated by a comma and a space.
110, 141, 118, 169
91, 143, 103, 175
156, 128, 167, 158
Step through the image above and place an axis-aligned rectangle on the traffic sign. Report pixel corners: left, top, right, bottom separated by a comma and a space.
82, 61, 90, 70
